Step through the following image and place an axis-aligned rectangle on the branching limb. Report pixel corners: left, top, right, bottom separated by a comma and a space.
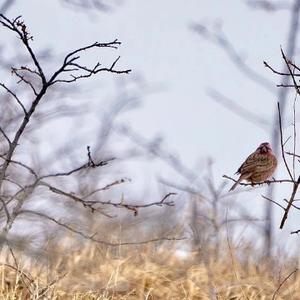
0, 14, 46, 83
0, 16, 129, 190
191, 23, 275, 93
11, 67, 39, 95
280, 47, 300, 95
0, 154, 38, 179
264, 61, 300, 77
41, 180, 176, 216
40, 147, 114, 180
48, 42, 131, 86
265, 48, 300, 93
19, 209, 186, 246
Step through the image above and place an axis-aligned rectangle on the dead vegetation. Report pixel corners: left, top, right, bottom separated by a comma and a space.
0, 236, 299, 299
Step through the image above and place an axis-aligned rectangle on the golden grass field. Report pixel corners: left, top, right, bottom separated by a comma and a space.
0, 238, 299, 300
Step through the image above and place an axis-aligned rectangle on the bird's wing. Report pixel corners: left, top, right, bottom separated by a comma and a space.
236, 153, 260, 175
239, 153, 277, 175
252, 155, 277, 173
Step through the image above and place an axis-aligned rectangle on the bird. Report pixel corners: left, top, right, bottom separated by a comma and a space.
229, 142, 277, 191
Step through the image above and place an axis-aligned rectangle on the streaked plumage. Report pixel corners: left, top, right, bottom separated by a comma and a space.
229, 142, 277, 191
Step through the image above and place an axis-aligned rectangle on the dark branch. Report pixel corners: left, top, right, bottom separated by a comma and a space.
0, 83, 27, 114
278, 102, 293, 180
223, 175, 295, 186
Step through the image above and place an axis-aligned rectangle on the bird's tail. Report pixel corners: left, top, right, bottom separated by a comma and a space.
229, 177, 242, 191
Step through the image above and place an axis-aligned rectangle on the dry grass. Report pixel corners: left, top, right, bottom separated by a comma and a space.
0, 238, 299, 300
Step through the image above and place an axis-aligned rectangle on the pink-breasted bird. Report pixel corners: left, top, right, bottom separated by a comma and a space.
229, 142, 277, 191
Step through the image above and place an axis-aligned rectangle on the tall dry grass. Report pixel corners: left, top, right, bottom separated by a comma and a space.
0, 237, 299, 300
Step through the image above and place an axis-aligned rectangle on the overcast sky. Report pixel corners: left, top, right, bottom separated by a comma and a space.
2, 0, 300, 250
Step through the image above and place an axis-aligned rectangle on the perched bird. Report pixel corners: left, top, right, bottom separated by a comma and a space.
229, 142, 277, 191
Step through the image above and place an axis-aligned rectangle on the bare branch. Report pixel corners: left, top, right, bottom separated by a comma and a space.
42, 181, 176, 216
247, 0, 291, 11
192, 23, 275, 94
286, 151, 300, 159
283, 198, 300, 211
280, 47, 300, 95
19, 210, 186, 246
0, 196, 11, 226
0, 127, 11, 145
272, 269, 298, 300
48, 41, 131, 86
40, 157, 115, 180
292, 94, 297, 179
0, 83, 27, 114
0, 14, 132, 245
0, 14, 46, 83
0, 0, 16, 13
0, 154, 38, 179
278, 102, 293, 180
83, 178, 130, 199
223, 175, 295, 186
261, 195, 285, 211
11, 67, 38, 95
207, 88, 270, 130
279, 175, 300, 229
264, 60, 300, 77
61, 0, 117, 12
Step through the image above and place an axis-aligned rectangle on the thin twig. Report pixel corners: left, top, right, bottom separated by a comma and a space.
223, 175, 295, 186
272, 269, 298, 300
281, 47, 300, 95
0, 127, 11, 145
292, 93, 297, 179
261, 195, 285, 211
286, 151, 300, 159
264, 60, 300, 77
278, 102, 293, 180
0, 83, 27, 114
279, 175, 300, 229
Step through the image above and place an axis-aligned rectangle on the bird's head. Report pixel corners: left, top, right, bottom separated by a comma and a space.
256, 142, 272, 154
